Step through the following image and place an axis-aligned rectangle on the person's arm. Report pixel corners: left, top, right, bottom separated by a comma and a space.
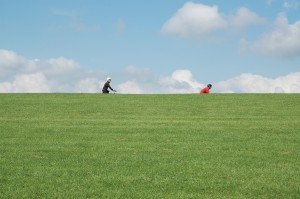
108, 83, 117, 92
108, 84, 113, 91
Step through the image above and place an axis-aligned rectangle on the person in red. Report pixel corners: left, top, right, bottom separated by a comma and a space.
200, 84, 212, 94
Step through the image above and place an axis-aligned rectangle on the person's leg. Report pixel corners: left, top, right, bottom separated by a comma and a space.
102, 89, 109, 94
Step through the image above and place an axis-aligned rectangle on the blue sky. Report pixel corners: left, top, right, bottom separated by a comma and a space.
0, 0, 299, 93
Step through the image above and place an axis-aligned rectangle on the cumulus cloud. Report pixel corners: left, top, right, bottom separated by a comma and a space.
117, 68, 300, 94
117, 68, 204, 94
159, 70, 204, 93
0, 49, 27, 68
116, 66, 159, 94
215, 72, 300, 93
162, 2, 300, 58
0, 49, 104, 93
117, 80, 144, 94
161, 2, 226, 38
242, 13, 300, 58
0, 73, 50, 93
0, 49, 29, 78
229, 8, 266, 28
1, 49, 299, 94
76, 78, 100, 93
161, 2, 265, 39
45, 57, 81, 75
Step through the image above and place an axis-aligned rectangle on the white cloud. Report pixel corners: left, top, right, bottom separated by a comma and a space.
161, 2, 265, 39
242, 13, 300, 58
1, 49, 299, 94
117, 69, 204, 94
0, 73, 50, 93
161, 2, 227, 38
76, 78, 100, 93
116, 67, 300, 94
116, 66, 159, 94
0, 49, 26, 67
117, 68, 300, 94
0, 49, 105, 93
229, 7, 266, 28
0, 50, 81, 78
45, 57, 81, 75
215, 72, 300, 93
117, 80, 144, 94
0, 49, 28, 77
159, 70, 204, 93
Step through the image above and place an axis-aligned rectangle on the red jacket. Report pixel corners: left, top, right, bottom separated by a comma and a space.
200, 87, 210, 94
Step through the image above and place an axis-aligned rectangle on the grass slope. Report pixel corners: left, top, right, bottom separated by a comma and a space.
0, 94, 299, 198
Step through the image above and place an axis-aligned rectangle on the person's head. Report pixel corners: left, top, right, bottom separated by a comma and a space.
107, 77, 112, 82
207, 84, 212, 89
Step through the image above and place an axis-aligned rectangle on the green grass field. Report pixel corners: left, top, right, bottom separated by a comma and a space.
0, 94, 299, 198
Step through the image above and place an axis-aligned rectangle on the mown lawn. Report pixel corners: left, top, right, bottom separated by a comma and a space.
0, 94, 299, 198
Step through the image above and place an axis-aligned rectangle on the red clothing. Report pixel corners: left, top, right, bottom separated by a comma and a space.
200, 87, 210, 94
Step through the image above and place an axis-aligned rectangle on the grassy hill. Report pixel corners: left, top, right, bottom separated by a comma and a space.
1, 94, 299, 198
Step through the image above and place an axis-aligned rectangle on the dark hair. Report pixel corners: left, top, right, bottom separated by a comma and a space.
207, 84, 212, 88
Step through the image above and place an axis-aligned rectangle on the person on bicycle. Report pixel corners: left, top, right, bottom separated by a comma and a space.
102, 77, 116, 93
